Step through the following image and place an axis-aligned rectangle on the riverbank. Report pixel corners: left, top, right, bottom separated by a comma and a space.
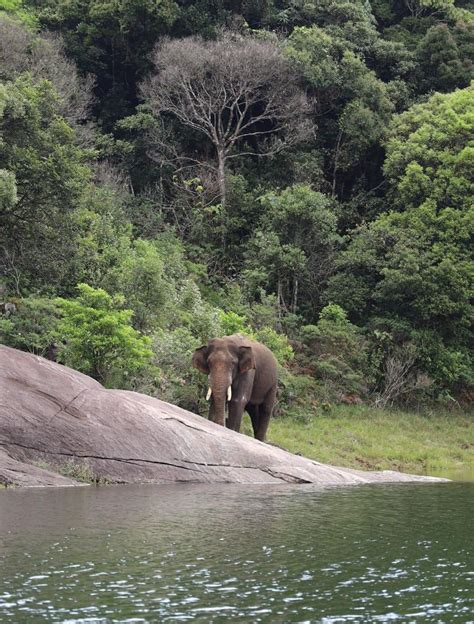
3, 345, 448, 487
260, 405, 473, 479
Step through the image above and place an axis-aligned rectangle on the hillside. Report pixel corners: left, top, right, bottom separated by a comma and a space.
0, 0, 472, 416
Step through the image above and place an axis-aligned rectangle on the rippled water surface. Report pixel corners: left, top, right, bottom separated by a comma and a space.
0, 482, 472, 622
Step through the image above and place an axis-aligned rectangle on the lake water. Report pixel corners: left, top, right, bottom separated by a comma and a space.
0, 482, 472, 623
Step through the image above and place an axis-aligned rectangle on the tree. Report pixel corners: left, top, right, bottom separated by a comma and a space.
300, 304, 372, 398
56, 283, 153, 386
384, 84, 473, 213
102, 238, 176, 331
0, 15, 94, 128
28, 0, 179, 127
327, 86, 474, 393
244, 185, 340, 321
403, 0, 459, 19
0, 0, 36, 25
0, 76, 90, 293
0, 296, 62, 356
416, 22, 473, 93
141, 31, 312, 206
285, 25, 394, 199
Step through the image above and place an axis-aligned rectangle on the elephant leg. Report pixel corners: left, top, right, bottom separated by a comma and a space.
227, 399, 246, 432
246, 404, 260, 439
255, 389, 276, 442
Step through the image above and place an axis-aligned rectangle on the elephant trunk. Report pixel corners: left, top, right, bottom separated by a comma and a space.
208, 369, 232, 427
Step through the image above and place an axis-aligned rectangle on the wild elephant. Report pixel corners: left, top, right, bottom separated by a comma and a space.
192, 334, 278, 442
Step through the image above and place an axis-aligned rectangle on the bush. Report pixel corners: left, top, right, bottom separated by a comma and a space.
56, 283, 153, 387
300, 304, 372, 400
0, 296, 61, 356
151, 327, 203, 413
276, 368, 319, 422
102, 238, 175, 332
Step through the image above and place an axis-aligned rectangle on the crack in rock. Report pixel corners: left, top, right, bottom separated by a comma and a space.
161, 416, 212, 434
0, 441, 200, 473
178, 457, 302, 482
52, 388, 90, 420
0, 441, 301, 483
264, 468, 313, 484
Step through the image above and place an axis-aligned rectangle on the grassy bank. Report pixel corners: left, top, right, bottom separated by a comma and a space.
250, 406, 473, 478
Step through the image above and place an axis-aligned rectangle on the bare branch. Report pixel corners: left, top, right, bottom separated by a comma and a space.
140, 31, 314, 205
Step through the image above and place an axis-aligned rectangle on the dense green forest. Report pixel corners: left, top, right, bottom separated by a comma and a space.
0, 0, 472, 419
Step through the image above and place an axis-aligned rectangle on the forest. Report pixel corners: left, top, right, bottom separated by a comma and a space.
0, 0, 472, 421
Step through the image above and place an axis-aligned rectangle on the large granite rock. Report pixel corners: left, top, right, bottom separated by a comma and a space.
0, 345, 444, 488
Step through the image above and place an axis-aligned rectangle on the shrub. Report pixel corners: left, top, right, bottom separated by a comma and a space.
0, 296, 61, 356
56, 283, 153, 387
300, 304, 371, 400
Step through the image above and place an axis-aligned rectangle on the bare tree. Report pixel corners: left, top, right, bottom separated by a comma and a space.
0, 16, 31, 78
141, 31, 313, 206
375, 343, 432, 408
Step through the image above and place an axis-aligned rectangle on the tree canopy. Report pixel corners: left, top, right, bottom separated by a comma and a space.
141, 32, 312, 206
0, 0, 472, 409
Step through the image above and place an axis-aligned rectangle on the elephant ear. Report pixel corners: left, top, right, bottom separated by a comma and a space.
192, 346, 210, 374
238, 346, 256, 373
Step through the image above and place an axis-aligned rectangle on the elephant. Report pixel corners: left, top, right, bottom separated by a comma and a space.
192, 334, 278, 442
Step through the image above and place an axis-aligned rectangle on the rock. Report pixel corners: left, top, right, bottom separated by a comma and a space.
0, 345, 445, 488
0, 449, 84, 488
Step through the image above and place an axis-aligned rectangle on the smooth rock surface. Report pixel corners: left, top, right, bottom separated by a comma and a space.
0, 345, 445, 488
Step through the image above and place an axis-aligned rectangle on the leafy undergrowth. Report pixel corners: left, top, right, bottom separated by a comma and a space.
243, 405, 474, 478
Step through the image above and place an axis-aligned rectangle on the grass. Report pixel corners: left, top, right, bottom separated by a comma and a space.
242, 405, 474, 478
33, 458, 109, 484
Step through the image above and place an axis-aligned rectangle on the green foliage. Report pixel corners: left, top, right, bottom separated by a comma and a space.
0, 296, 61, 356
0, 0, 36, 25
276, 369, 319, 422
0, 76, 90, 292
285, 20, 395, 198
254, 327, 294, 366
56, 284, 154, 386
301, 304, 371, 398
244, 185, 340, 317
416, 23, 474, 92
0, 168, 17, 212
151, 327, 203, 413
384, 84, 474, 214
74, 184, 133, 290
173, 280, 223, 343
2, 0, 472, 408
102, 237, 176, 331
328, 87, 473, 393
219, 310, 248, 336
29, 0, 180, 127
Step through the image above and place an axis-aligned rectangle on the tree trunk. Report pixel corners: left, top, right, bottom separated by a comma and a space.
292, 277, 298, 314
332, 130, 343, 198
217, 146, 226, 208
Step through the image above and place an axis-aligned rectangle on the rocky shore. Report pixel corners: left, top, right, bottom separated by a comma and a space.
0, 345, 445, 488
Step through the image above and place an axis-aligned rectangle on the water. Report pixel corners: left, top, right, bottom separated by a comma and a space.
0, 483, 472, 623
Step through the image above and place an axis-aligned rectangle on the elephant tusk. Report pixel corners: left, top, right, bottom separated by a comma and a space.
227, 386, 232, 402
206, 387, 212, 401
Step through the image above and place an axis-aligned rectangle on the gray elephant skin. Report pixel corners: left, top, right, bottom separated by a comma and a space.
192, 334, 278, 441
